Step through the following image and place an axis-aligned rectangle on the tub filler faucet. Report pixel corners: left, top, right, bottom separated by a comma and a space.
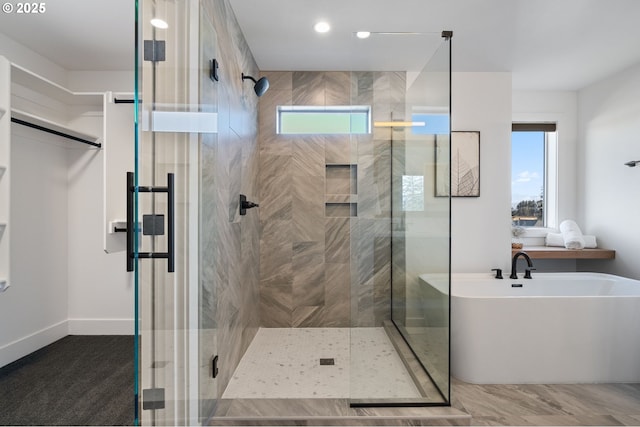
510, 251, 535, 279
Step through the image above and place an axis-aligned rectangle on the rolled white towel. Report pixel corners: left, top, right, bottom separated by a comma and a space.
545, 232, 565, 247
559, 220, 585, 249
546, 232, 597, 249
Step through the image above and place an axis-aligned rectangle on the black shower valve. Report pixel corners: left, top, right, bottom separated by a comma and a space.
239, 194, 259, 216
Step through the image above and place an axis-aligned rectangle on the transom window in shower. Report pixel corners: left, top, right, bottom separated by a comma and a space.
511, 123, 557, 228
277, 105, 371, 134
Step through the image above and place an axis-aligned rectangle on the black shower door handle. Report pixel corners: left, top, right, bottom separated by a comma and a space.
126, 172, 175, 273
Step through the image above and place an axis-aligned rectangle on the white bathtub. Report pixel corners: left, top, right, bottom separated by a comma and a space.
426, 272, 640, 384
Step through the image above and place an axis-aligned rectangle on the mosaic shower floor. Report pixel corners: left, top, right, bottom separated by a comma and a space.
222, 327, 422, 399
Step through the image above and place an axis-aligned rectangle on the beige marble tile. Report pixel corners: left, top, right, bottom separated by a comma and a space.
259, 219, 292, 284
259, 154, 292, 221
351, 71, 374, 105
292, 176, 325, 241
324, 71, 351, 106
259, 89, 293, 148
293, 71, 325, 105
263, 71, 292, 91
325, 135, 354, 165
293, 136, 325, 177
292, 242, 325, 307
323, 263, 351, 327
325, 218, 350, 263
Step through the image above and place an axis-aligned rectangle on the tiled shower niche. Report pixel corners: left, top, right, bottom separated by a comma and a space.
325, 164, 357, 217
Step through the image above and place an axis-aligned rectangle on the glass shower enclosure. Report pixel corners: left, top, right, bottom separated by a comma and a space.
349, 32, 451, 406
134, 0, 216, 424
133, 0, 451, 423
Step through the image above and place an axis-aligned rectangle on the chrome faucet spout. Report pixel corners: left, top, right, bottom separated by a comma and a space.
510, 251, 534, 279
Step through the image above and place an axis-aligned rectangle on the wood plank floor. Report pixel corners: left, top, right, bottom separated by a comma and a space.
210, 378, 640, 426
452, 378, 640, 426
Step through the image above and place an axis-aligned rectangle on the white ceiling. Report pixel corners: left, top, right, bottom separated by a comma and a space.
0, 0, 133, 72
1, 0, 639, 90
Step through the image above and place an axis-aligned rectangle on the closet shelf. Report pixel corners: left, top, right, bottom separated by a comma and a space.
11, 63, 102, 106
11, 109, 101, 148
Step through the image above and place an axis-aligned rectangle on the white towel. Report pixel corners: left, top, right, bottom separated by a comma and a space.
559, 220, 585, 249
546, 232, 597, 249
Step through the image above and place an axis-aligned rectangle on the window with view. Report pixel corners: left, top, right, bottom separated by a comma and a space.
511, 123, 557, 228
277, 106, 370, 134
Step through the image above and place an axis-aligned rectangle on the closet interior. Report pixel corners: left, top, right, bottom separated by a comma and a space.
0, 55, 133, 369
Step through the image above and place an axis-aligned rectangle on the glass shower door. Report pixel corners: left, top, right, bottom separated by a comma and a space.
134, 0, 218, 424
390, 33, 451, 404
348, 31, 451, 405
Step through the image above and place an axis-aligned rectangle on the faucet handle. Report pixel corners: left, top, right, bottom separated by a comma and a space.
491, 268, 503, 279
524, 268, 536, 279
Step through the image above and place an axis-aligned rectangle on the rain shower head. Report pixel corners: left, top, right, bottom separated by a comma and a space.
242, 73, 269, 97
624, 160, 640, 167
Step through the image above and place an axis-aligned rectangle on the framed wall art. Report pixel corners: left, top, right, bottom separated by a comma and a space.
435, 131, 480, 197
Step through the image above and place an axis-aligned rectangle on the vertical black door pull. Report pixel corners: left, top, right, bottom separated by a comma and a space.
126, 172, 175, 273
126, 172, 135, 272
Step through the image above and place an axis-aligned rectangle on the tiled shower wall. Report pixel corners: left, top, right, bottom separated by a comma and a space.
258, 71, 406, 327
200, 0, 261, 402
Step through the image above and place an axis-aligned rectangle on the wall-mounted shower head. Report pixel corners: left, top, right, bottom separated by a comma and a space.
242, 73, 269, 97
624, 160, 640, 167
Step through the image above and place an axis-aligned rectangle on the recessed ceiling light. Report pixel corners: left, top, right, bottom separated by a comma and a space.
314, 21, 331, 33
150, 18, 168, 29
356, 31, 371, 39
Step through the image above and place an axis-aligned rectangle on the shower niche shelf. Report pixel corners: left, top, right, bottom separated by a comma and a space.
325, 164, 358, 217
325, 203, 357, 217
326, 164, 357, 195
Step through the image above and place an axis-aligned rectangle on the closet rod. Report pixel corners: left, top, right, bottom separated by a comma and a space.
11, 117, 102, 148
114, 98, 140, 104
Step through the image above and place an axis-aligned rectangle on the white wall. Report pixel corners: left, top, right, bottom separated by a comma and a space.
66, 110, 133, 335
0, 127, 69, 367
451, 72, 513, 273
577, 62, 640, 279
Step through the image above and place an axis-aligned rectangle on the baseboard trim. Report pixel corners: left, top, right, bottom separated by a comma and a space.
0, 320, 68, 368
67, 318, 134, 335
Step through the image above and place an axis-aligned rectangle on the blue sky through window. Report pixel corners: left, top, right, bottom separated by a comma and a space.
412, 114, 449, 135
512, 131, 544, 207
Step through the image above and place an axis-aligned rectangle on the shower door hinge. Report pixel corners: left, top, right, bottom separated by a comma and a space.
144, 40, 166, 62
142, 388, 165, 410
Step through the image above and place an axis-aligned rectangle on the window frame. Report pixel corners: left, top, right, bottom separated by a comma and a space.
276, 105, 371, 135
511, 122, 558, 234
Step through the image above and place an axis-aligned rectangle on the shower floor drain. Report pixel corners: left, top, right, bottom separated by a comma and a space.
319, 358, 335, 365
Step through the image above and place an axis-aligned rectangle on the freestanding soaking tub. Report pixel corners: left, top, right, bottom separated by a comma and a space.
438, 272, 640, 384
